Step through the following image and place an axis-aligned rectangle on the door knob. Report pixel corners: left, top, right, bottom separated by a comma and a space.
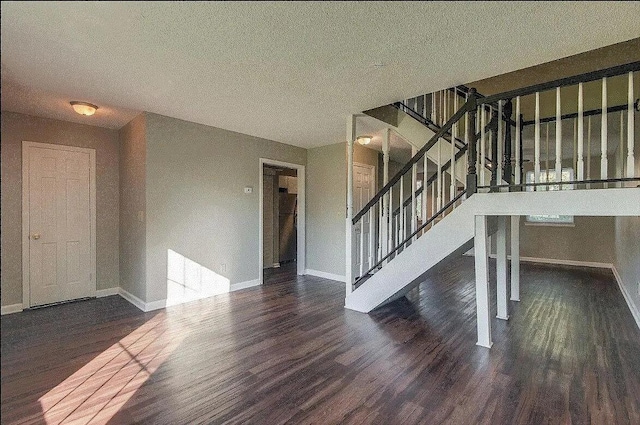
32, 233, 40, 240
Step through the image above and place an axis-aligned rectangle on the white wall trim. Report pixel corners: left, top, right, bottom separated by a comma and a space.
144, 299, 167, 312
231, 279, 261, 291
515, 256, 613, 270
118, 288, 147, 312
259, 158, 306, 285
612, 265, 640, 330
96, 287, 120, 298
305, 269, 346, 283
464, 251, 613, 270
22, 141, 97, 308
1, 304, 24, 315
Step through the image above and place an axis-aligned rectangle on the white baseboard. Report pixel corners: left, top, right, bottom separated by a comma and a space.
464, 252, 613, 270
96, 287, 120, 298
612, 265, 640, 330
304, 269, 346, 283
118, 288, 147, 312
231, 279, 261, 291
1, 303, 24, 315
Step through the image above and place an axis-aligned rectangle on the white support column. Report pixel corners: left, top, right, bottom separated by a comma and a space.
587, 116, 592, 185
345, 115, 356, 294
510, 215, 520, 301
480, 107, 486, 185
619, 112, 625, 186
535, 92, 541, 186
601, 77, 608, 182
497, 100, 503, 183
627, 71, 635, 179
388, 186, 393, 253
382, 129, 390, 258
515, 97, 521, 185
474, 215, 492, 348
555, 88, 562, 187
577, 83, 585, 180
496, 216, 509, 320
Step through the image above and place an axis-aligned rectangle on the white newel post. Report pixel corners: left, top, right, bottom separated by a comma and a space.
496, 216, 509, 320
510, 215, 520, 301
346, 115, 355, 295
474, 215, 492, 348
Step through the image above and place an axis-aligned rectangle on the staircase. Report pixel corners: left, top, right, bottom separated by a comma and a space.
345, 62, 640, 314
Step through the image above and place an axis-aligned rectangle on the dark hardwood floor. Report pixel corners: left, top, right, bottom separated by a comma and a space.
2, 257, 639, 424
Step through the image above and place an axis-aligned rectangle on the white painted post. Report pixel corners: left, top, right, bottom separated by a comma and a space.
437, 138, 442, 210
496, 216, 509, 320
411, 146, 418, 241
474, 215, 492, 348
400, 175, 405, 245
587, 116, 592, 185
535, 92, 541, 187
510, 215, 520, 301
388, 186, 393, 253
382, 129, 390, 259
627, 72, 635, 179
555, 88, 562, 188
345, 115, 356, 294
359, 217, 364, 279
480, 107, 486, 185
601, 77, 608, 183
577, 83, 584, 180
515, 97, 521, 185
369, 209, 375, 270
619, 111, 625, 186
451, 92, 457, 199
497, 100, 503, 183
423, 153, 428, 224
431, 183, 436, 225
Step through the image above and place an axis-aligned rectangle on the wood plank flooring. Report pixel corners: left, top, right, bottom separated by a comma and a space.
2, 257, 639, 424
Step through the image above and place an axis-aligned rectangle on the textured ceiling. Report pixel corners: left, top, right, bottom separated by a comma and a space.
1, 2, 639, 147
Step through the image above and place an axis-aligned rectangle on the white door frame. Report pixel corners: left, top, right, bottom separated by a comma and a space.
22, 141, 97, 307
259, 158, 305, 284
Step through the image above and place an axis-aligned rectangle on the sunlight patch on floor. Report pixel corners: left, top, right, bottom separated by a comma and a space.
38, 314, 184, 424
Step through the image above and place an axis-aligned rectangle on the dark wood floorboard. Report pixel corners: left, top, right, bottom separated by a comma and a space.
2, 256, 639, 425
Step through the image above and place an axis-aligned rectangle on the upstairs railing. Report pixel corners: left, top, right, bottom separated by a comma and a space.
347, 61, 640, 291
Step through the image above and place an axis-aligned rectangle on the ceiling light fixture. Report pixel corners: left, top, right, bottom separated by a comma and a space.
356, 135, 372, 145
70, 101, 98, 116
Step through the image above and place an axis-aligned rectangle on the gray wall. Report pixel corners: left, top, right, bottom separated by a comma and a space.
305, 143, 379, 278
306, 143, 346, 277
519, 216, 615, 263
1, 112, 120, 306
118, 114, 147, 300
144, 113, 306, 302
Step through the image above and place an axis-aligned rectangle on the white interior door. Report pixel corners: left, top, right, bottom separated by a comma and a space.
24, 143, 95, 307
353, 163, 375, 275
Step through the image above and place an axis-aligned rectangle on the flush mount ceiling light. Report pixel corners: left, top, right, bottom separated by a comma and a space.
356, 135, 372, 145
70, 101, 98, 116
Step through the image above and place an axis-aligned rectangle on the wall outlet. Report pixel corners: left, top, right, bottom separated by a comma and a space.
221, 263, 227, 273
637, 280, 640, 296
244, 187, 253, 194
137, 210, 144, 222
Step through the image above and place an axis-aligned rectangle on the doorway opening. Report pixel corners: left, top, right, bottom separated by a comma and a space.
259, 159, 305, 285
